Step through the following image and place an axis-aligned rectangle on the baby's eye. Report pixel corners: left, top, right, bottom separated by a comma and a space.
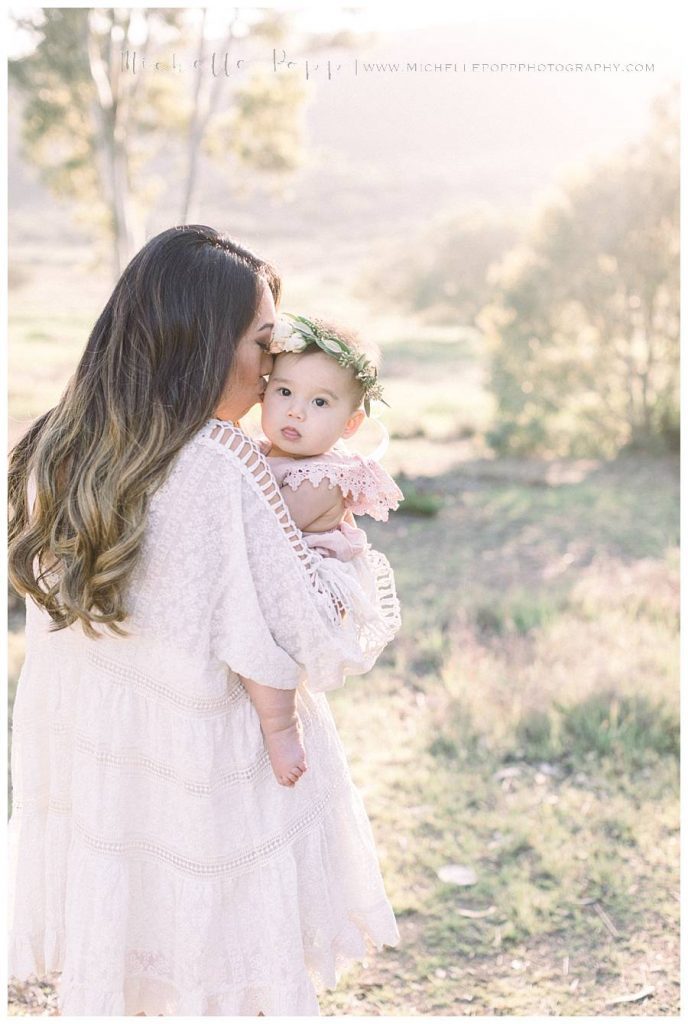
313, 397, 328, 408
277, 387, 291, 397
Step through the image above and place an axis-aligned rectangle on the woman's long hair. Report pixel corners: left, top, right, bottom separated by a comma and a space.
8, 225, 280, 637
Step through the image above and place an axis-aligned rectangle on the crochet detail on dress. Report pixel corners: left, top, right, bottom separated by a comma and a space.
83, 647, 246, 715
72, 777, 342, 878
72, 733, 273, 794
280, 456, 403, 521
366, 547, 402, 640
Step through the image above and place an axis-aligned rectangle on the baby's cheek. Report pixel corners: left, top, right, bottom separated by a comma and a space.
259, 399, 275, 434
259, 394, 270, 414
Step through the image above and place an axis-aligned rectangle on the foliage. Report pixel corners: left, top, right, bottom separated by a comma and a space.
10, 11, 102, 217
205, 67, 307, 177
8, 9, 309, 276
393, 475, 442, 516
479, 87, 679, 458
557, 690, 679, 763
358, 204, 522, 325
9, 8, 188, 268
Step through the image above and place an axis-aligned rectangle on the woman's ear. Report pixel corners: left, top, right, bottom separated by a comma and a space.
341, 408, 366, 439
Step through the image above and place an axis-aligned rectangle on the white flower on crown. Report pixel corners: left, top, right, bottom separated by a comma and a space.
269, 315, 308, 354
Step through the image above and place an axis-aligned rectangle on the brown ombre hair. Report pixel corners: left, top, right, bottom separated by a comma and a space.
8, 225, 280, 637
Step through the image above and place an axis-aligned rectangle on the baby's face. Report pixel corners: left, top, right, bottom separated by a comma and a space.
261, 351, 364, 457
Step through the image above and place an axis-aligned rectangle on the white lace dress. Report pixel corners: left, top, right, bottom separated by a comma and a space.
8, 420, 402, 1016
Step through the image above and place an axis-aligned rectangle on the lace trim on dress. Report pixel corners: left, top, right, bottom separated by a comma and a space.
366, 548, 402, 638
71, 777, 343, 878
12, 735, 279, 812
197, 421, 343, 626
280, 456, 404, 522
83, 647, 246, 716
72, 733, 273, 794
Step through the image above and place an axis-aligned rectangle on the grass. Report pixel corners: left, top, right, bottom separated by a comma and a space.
371, 323, 496, 444
9, 312, 97, 433
6, 296, 679, 1016
316, 449, 678, 1015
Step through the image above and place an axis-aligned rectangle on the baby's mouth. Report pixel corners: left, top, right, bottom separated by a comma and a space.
281, 426, 302, 440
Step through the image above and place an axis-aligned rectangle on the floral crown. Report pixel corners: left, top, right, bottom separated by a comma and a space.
268, 312, 388, 417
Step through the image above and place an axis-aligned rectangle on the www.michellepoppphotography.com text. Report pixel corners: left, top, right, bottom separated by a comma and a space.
120, 49, 655, 80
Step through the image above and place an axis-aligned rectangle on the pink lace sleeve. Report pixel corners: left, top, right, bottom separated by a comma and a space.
280, 452, 404, 522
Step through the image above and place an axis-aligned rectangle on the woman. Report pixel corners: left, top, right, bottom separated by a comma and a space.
8, 226, 401, 1016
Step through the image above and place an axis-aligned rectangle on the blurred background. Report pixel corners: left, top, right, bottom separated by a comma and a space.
7, 3, 680, 1016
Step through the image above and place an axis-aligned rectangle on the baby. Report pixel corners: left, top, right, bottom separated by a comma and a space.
240, 314, 403, 788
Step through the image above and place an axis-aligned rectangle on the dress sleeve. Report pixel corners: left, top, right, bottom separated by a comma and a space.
198, 422, 401, 693
280, 452, 404, 522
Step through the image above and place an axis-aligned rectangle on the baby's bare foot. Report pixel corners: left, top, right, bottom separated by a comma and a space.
262, 713, 307, 787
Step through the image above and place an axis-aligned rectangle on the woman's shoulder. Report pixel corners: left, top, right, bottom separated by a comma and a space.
192, 419, 260, 458
186, 419, 267, 479
144, 421, 282, 555
185, 419, 289, 514
149, 421, 254, 511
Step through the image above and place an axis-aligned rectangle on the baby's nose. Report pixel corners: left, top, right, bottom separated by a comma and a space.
288, 404, 305, 419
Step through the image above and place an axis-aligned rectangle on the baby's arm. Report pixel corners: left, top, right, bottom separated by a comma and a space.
280, 478, 348, 534
240, 676, 307, 787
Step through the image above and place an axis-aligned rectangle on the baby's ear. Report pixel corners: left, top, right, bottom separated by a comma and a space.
341, 408, 366, 439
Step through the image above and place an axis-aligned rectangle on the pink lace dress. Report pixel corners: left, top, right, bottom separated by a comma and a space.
266, 443, 404, 562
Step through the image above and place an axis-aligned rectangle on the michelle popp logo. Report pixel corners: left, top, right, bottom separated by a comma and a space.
120, 48, 655, 80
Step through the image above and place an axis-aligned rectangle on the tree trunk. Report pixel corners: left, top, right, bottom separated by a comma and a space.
86, 8, 135, 279
180, 10, 238, 224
